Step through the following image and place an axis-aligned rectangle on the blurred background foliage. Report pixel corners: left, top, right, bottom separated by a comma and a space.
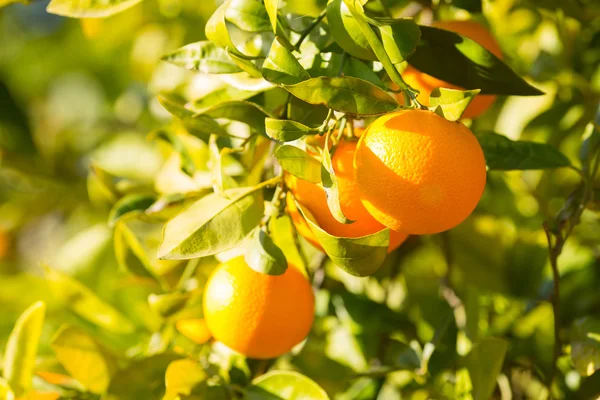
0, 0, 600, 399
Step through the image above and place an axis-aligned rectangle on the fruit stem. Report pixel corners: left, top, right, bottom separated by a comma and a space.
294, 8, 327, 49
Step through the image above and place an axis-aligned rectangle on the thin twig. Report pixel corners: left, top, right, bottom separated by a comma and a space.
294, 9, 327, 48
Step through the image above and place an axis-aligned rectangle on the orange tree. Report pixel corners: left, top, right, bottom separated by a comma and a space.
0, 0, 600, 399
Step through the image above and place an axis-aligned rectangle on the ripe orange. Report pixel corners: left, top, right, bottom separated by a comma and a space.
203, 257, 314, 359
285, 135, 408, 251
401, 20, 504, 119
354, 109, 486, 235
176, 318, 212, 344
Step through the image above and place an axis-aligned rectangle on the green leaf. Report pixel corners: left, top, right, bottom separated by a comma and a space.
2, 301, 45, 396
106, 354, 181, 400
51, 325, 117, 393
151, 129, 195, 176
0, 378, 12, 400
157, 95, 229, 138
430, 88, 481, 121
275, 145, 322, 183
465, 337, 508, 400
263, 38, 311, 85
293, 200, 389, 277
195, 100, 273, 136
376, 18, 421, 64
283, 76, 399, 116
164, 359, 208, 399
161, 41, 242, 74
225, 0, 271, 32
87, 162, 118, 208
451, 0, 482, 13
474, 131, 572, 170
192, 86, 266, 110
305, 54, 385, 90
108, 193, 156, 227
226, 49, 263, 78
46, 0, 142, 17
269, 214, 307, 270
580, 120, 600, 177
148, 292, 190, 318
409, 25, 544, 96
247, 371, 330, 400
327, 0, 376, 61
43, 265, 136, 334
208, 135, 239, 196
264, 0, 279, 33
158, 186, 266, 260
321, 133, 353, 224
244, 228, 288, 275
266, 118, 315, 142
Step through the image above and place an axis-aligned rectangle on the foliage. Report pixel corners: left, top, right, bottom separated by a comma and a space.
0, 0, 600, 399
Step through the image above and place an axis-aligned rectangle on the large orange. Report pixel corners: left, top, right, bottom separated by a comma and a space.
401, 20, 504, 119
203, 257, 314, 359
354, 109, 486, 235
285, 135, 408, 251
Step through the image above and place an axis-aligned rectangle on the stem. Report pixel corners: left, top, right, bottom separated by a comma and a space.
346, 115, 355, 139
545, 226, 561, 392
294, 9, 327, 48
177, 258, 200, 290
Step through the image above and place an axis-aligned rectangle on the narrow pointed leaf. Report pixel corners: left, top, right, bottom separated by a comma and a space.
474, 131, 572, 170
196, 100, 272, 136
264, 0, 279, 33
2, 301, 46, 396
226, 49, 263, 78
263, 38, 311, 85
205, 1, 242, 55
465, 338, 508, 400
377, 18, 421, 64
266, 118, 315, 142
275, 145, 321, 183
161, 41, 242, 74
47, 0, 142, 17
159, 186, 265, 259
247, 371, 329, 400
321, 133, 353, 224
430, 88, 481, 121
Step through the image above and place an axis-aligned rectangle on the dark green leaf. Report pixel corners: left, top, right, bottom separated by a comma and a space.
327, 0, 376, 61
275, 145, 322, 183
263, 38, 311, 85
162, 41, 242, 74
225, 0, 271, 32
244, 228, 288, 275
46, 0, 142, 17
451, 0, 482, 13
0, 80, 35, 155
43, 265, 136, 334
158, 186, 265, 260
51, 325, 117, 393
293, 200, 389, 277
2, 301, 45, 396
409, 25, 544, 96
430, 87, 481, 121
475, 131, 572, 170
321, 133, 353, 224
283, 76, 399, 116
108, 193, 156, 227
247, 371, 330, 400
196, 100, 273, 136
465, 337, 508, 400
266, 118, 315, 142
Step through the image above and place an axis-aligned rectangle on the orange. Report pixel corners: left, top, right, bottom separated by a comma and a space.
401, 20, 504, 119
203, 257, 314, 359
285, 135, 408, 252
176, 318, 212, 344
36, 372, 73, 386
0, 231, 11, 259
354, 109, 486, 235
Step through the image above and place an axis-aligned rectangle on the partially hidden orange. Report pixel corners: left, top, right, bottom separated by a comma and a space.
203, 257, 314, 359
401, 20, 504, 119
354, 109, 486, 235
285, 133, 408, 252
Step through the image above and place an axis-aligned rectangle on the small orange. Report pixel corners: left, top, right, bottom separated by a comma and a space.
203, 257, 314, 359
285, 135, 408, 251
401, 20, 504, 119
354, 109, 486, 235
176, 318, 212, 344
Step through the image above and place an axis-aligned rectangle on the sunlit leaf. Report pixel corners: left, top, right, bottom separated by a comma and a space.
164, 359, 208, 399
321, 132, 353, 224
293, 200, 389, 277
247, 371, 330, 400
465, 337, 508, 400
108, 193, 156, 227
43, 265, 135, 334
327, 0, 376, 61
474, 131, 572, 170
159, 186, 266, 260
205, 1, 242, 55
51, 325, 117, 393
2, 302, 45, 396
195, 100, 273, 136
226, 49, 263, 78
47, 0, 142, 18
192, 86, 266, 110
225, 0, 271, 32
275, 145, 322, 183
244, 228, 287, 275
375, 18, 421, 64
264, 0, 279, 33
283, 76, 399, 116
430, 88, 481, 121
161, 41, 242, 74
262, 38, 311, 85
148, 292, 190, 318
266, 118, 315, 142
